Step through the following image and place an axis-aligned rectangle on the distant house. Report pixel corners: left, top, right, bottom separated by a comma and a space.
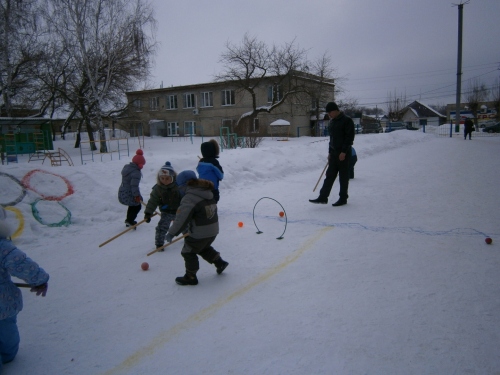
124, 73, 335, 138
400, 101, 446, 128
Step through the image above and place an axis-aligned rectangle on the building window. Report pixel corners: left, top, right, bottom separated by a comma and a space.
149, 97, 160, 111
184, 121, 196, 135
200, 91, 213, 107
166, 95, 178, 110
252, 118, 259, 133
167, 122, 178, 136
267, 85, 282, 103
132, 99, 142, 112
221, 119, 235, 132
183, 93, 196, 108
221, 90, 235, 106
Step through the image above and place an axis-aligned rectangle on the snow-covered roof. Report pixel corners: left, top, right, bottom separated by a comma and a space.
406, 100, 446, 118
270, 119, 290, 126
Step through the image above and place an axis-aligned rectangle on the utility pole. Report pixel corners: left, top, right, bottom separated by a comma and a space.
453, 1, 469, 130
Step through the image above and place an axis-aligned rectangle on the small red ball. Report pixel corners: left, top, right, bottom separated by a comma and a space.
279, 211, 285, 217
485, 238, 492, 245
238, 222, 243, 227
141, 262, 149, 270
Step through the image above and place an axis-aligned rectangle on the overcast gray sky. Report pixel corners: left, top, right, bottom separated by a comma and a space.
148, 0, 500, 111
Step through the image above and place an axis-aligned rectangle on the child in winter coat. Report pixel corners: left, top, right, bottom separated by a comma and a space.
0, 207, 49, 372
197, 139, 224, 202
165, 170, 228, 285
118, 149, 145, 227
143, 162, 182, 250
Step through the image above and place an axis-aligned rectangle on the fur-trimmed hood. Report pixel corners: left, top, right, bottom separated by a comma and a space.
186, 178, 214, 190
200, 139, 220, 158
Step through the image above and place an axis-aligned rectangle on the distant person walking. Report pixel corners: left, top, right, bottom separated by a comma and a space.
349, 147, 357, 179
309, 101, 355, 206
464, 118, 474, 140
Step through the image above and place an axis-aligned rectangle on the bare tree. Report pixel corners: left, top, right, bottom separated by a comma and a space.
215, 34, 335, 145
386, 90, 407, 121
44, 0, 157, 151
489, 78, 500, 122
465, 78, 489, 130
0, 0, 44, 116
429, 102, 447, 116
308, 52, 337, 136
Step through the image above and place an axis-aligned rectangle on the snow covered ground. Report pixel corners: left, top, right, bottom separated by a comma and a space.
1, 130, 500, 375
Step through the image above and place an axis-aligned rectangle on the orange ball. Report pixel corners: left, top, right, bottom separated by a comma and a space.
141, 262, 149, 271
238, 222, 243, 227
279, 211, 285, 217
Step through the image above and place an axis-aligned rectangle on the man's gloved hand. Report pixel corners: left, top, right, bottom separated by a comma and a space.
144, 214, 152, 223
134, 196, 141, 203
165, 233, 174, 243
30, 283, 48, 297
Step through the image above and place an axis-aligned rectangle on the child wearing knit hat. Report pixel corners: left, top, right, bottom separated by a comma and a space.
143, 162, 182, 250
118, 149, 145, 227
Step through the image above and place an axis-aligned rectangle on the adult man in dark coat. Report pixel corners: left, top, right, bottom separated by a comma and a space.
309, 101, 355, 206
464, 118, 474, 140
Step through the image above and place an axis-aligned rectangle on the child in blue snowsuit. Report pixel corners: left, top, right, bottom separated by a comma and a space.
0, 207, 49, 372
197, 139, 224, 203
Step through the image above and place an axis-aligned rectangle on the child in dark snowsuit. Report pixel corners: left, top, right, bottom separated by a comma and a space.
197, 139, 224, 203
0, 207, 49, 372
165, 170, 228, 286
118, 149, 145, 227
143, 162, 182, 250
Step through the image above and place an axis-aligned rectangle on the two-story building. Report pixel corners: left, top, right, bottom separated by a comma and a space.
123, 73, 335, 139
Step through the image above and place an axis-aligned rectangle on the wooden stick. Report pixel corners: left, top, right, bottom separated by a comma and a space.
99, 213, 158, 248
313, 162, 329, 192
15, 283, 31, 288
147, 233, 189, 256
141, 201, 161, 216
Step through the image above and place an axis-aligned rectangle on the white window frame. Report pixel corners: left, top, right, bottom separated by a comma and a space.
221, 89, 235, 106
183, 93, 196, 108
149, 97, 160, 111
267, 85, 282, 103
167, 122, 179, 136
200, 91, 213, 107
252, 118, 260, 133
184, 121, 196, 135
166, 94, 178, 110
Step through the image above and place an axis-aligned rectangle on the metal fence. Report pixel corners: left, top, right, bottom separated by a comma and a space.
414, 124, 500, 138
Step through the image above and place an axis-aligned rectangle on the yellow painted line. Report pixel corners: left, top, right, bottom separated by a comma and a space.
102, 226, 333, 375
5, 206, 24, 239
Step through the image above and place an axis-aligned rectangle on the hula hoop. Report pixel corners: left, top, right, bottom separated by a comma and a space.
252, 197, 287, 240
4, 206, 24, 239
31, 199, 72, 227
22, 169, 74, 201
0, 172, 27, 206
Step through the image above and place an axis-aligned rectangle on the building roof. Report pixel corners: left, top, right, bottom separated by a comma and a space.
404, 101, 446, 118
0, 117, 53, 127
